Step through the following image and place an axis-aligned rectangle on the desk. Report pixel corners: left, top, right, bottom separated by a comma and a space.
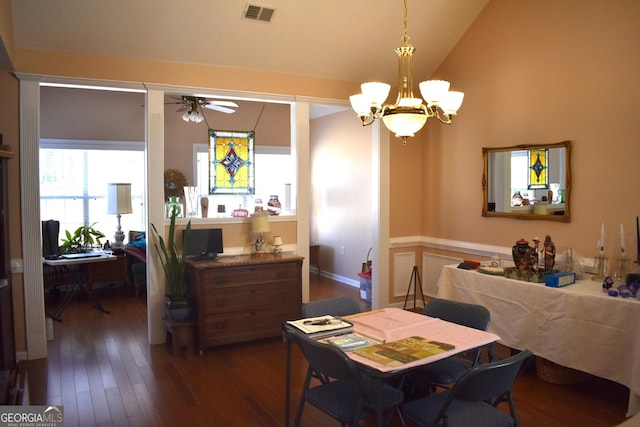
283, 308, 499, 426
437, 264, 640, 417
87, 252, 130, 290
43, 254, 115, 321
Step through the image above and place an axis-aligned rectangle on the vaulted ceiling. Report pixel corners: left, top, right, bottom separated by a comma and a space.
10, 0, 488, 85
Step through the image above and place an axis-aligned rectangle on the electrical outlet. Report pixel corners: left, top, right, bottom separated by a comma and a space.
340, 245, 345, 255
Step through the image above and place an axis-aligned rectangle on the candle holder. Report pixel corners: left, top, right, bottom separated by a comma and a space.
591, 254, 609, 281
591, 230, 608, 281
613, 253, 630, 284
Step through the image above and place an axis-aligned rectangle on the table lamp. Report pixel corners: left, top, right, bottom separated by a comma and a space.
272, 236, 283, 254
251, 211, 270, 253
107, 183, 133, 250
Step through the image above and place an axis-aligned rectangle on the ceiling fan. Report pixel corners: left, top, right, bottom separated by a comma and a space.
169, 95, 238, 123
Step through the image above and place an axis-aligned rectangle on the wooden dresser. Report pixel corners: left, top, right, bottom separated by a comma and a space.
187, 254, 303, 352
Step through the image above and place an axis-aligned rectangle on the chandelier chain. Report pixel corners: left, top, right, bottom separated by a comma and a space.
402, 0, 410, 44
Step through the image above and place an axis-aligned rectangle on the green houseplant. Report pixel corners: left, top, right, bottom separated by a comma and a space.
59, 223, 106, 254
151, 211, 192, 320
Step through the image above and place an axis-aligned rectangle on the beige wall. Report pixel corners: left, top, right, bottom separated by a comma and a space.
310, 110, 372, 282
40, 88, 292, 182
402, 0, 640, 266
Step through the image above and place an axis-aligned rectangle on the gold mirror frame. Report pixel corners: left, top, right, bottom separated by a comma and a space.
482, 140, 571, 222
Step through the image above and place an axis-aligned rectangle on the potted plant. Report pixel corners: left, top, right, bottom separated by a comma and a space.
151, 211, 192, 321
59, 223, 106, 254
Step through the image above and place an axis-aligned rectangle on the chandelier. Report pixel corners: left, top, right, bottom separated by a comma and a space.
349, 0, 464, 144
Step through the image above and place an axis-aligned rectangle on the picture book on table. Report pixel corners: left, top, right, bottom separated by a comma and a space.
353, 336, 455, 367
323, 333, 371, 350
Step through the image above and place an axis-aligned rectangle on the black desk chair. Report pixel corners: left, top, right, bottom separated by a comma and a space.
403, 349, 533, 427
409, 298, 492, 394
293, 334, 405, 427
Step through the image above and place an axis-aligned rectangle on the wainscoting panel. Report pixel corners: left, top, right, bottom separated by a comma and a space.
422, 253, 462, 297
393, 252, 416, 297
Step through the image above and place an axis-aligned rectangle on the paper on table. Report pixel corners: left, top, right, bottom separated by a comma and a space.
286, 316, 353, 337
347, 308, 438, 343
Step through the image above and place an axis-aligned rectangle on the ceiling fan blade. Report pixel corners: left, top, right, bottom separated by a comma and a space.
208, 100, 238, 108
203, 104, 236, 114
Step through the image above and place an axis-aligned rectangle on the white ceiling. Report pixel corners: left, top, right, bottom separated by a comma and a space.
10, 0, 488, 85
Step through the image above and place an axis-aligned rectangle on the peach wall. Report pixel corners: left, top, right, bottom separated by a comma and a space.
0, 0, 15, 66
389, 134, 424, 237
417, 0, 640, 262
15, 49, 360, 101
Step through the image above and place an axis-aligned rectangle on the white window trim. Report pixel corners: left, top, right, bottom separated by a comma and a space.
41, 138, 144, 151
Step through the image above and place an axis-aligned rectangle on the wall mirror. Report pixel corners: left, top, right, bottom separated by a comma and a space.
482, 140, 571, 222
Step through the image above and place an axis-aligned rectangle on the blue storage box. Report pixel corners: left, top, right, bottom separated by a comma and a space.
545, 271, 576, 288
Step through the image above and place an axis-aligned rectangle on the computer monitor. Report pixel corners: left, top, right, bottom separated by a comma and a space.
183, 228, 223, 260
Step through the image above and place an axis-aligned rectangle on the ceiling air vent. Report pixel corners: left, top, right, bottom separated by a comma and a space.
244, 4, 275, 23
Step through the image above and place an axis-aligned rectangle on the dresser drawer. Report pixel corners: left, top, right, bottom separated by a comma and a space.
198, 304, 299, 347
199, 262, 299, 288
188, 254, 303, 350
201, 282, 299, 315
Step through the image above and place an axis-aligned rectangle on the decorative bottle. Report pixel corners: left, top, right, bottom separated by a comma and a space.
165, 196, 183, 218
267, 195, 282, 215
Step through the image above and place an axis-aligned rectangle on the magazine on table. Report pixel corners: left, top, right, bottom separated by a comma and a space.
353, 336, 455, 367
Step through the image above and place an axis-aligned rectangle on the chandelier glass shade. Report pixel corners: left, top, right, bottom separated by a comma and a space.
350, 0, 464, 143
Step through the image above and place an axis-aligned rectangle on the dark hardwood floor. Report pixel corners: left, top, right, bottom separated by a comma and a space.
20, 275, 630, 426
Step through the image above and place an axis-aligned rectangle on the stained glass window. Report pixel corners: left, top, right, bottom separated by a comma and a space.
528, 148, 548, 190
209, 130, 255, 195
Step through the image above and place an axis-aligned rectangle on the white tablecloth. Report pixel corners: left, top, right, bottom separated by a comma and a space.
437, 265, 640, 417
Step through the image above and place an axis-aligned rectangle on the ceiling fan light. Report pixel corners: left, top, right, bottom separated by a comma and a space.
192, 111, 204, 123
419, 80, 451, 106
439, 91, 465, 115
361, 82, 391, 107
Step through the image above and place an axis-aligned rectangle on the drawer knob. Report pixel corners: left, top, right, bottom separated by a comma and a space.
215, 299, 228, 307
276, 271, 289, 279
215, 321, 228, 330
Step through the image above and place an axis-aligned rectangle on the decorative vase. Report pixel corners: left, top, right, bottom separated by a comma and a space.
165, 196, 183, 218
267, 195, 281, 215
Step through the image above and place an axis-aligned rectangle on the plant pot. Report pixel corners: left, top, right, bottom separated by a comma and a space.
165, 295, 193, 322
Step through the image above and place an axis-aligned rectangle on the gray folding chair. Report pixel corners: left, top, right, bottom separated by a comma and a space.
403, 349, 533, 427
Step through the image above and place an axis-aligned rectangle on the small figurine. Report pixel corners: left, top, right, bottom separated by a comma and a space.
543, 235, 556, 272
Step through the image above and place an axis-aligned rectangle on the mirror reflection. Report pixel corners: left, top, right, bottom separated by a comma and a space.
482, 141, 571, 221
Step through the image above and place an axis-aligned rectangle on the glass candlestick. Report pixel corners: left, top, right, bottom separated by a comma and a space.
591, 254, 609, 281
613, 253, 630, 284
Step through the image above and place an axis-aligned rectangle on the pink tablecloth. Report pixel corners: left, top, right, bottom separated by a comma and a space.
343, 307, 499, 373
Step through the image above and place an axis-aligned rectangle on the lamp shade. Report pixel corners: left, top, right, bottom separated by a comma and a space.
107, 183, 133, 215
272, 236, 283, 246
251, 212, 270, 234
